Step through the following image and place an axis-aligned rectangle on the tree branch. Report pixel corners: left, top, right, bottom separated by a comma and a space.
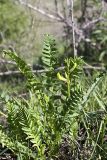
83, 17, 105, 29
18, 0, 106, 46
70, 0, 77, 57
18, 0, 61, 21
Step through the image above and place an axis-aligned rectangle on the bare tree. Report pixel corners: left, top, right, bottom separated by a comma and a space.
17, 0, 106, 58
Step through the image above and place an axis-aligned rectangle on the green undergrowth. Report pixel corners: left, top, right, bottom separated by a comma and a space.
0, 35, 107, 160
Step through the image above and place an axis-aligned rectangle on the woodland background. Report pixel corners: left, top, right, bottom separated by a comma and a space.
0, 0, 107, 159
0, 0, 107, 95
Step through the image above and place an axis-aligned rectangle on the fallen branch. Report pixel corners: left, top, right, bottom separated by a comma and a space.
0, 65, 105, 76
0, 58, 16, 65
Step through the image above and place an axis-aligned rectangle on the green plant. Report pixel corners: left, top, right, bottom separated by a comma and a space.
0, 0, 28, 40
0, 35, 107, 159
